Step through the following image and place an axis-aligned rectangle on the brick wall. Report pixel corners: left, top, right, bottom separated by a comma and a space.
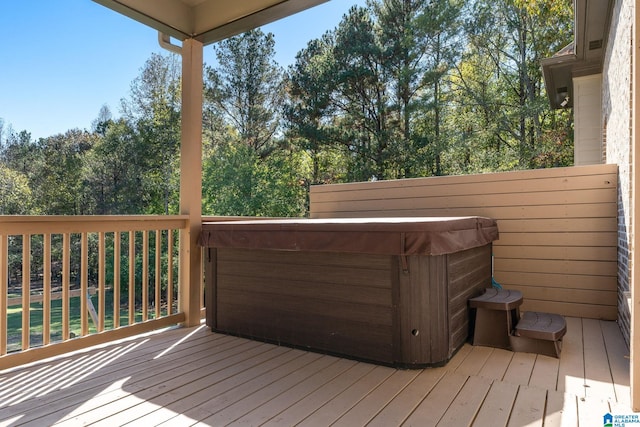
603, 0, 633, 347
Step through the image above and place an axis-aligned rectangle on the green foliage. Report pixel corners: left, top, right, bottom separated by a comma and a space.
0, 164, 33, 214
32, 130, 98, 215
0, 0, 576, 221
202, 141, 306, 217
447, 0, 574, 171
121, 53, 182, 215
286, 1, 466, 181
202, 28, 308, 217
206, 29, 284, 158
83, 119, 146, 214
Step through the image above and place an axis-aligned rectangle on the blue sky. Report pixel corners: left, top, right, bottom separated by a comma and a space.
0, 0, 366, 140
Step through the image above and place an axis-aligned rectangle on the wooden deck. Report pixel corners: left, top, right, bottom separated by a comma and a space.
0, 317, 631, 426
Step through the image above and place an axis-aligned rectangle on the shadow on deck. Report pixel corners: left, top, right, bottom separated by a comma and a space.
0, 317, 631, 426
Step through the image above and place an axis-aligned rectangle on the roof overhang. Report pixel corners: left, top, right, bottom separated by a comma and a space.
541, 0, 614, 109
92, 0, 329, 45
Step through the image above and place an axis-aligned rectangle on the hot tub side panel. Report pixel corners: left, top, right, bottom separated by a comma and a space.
447, 244, 493, 354
212, 248, 395, 364
395, 244, 492, 367
204, 248, 217, 329
395, 254, 448, 366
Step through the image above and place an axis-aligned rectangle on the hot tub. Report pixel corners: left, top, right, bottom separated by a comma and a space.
199, 217, 498, 367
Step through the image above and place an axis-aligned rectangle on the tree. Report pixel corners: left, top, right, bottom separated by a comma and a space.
370, 0, 462, 176
83, 119, 146, 214
285, 1, 465, 181
450, 0, 573, 170
205, 29, 284, 158
202, 28, 308, 217
91, 104, 114, 136
202, 141, 306, 217
121, 53, 182, 214
1, 129, 39, 180
0, 164, 33, 214
285, 34, 347, 188
330, 5, 394, 181
31, 130, 97, 215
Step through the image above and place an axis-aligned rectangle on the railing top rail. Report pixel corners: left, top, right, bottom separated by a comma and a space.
0, 215, 190, 221
0, 215, 190, 235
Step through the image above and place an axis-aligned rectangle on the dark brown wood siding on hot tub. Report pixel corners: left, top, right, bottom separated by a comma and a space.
201, 217, 498, 367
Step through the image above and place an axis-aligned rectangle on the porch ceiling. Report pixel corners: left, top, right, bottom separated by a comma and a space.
92, 0, 329, 45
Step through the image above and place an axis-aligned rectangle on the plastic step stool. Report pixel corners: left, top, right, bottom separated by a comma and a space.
469, 288, 523, 349
509, 311, 567, 358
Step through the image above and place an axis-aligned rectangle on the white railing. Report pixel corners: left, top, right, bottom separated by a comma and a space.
0, 216, 190, 369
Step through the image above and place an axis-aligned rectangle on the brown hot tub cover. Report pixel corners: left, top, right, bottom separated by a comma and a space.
199, 216, 498, 256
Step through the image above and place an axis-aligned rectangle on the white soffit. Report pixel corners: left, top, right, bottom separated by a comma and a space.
92, 0, 329, 45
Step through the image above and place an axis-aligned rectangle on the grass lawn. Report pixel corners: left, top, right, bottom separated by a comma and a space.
6, 294, 168, 351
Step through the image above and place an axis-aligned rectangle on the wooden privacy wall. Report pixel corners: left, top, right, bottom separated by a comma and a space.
309, 164, 618, 320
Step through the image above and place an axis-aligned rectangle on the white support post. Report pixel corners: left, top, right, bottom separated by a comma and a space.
179, 38, 204, 327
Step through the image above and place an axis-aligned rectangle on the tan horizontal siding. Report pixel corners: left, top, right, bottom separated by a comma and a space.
312, 163, 616, 192
312, 189, 615, 213
309, 164, 618, 320
497, 232, 617, 247
497, 271, 616, 290
492, 245, 617, 261
522, 300, 617, 320
307, 204, 618, 220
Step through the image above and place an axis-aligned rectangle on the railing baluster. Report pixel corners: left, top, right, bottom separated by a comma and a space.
155, 230, 161, 319
81, 233, 88, 336
62, 233, 70, 341
142, 230, 149, 322
43, 234, 51, 346
129, 231, 135, 325
114, 232, 120, 329
22, 235, 30, 351
98, 232, 105, 332
168, 229, 173, 315
0, 234, 7, 356
200, 243, 205, 312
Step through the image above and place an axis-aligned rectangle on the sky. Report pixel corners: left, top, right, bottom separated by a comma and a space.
0, 0, 367, 141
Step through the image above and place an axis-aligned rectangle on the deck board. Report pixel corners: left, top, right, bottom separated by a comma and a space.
331, 369, 421, 427
544, 390, 578, 427
197, 353, 340, 426
162, 349, 320, 426
577, 394, 611, 427
472, 380, 519, 427
528, 355, 559, 390
228, 358, 359, 426
476, 348, 513, 380
557, 316, 585, 396
259, 361, 373, 427
502, 351, 536, 385
436, 375, 492, 427
507, 384, 546, 427
601, 319, 632, 406
583, 318, 617, 401
0, 316, 632, 427
402, 371, 469, 426
4, 332, 247, 424
455, 345, 495, 377
295, 365, 394, 426
366, 368, 447, 427
58, 344, 297, 426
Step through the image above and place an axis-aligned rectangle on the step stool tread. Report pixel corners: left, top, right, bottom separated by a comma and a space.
468, 288, 523, 311
515, 311, 566, 341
